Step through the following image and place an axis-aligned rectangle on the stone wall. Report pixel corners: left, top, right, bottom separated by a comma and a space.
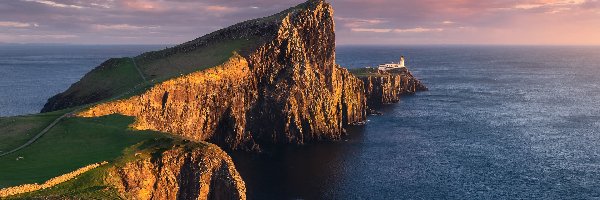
0, 161, 108, 198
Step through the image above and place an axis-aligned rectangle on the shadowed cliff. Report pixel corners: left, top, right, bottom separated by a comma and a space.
351, 67, 427, 109
107, 140, 246, 200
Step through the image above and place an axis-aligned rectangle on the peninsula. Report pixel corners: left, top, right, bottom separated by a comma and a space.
0, 0, 425, 199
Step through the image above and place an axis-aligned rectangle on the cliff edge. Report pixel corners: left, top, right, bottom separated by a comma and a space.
75, 0, 366, 150
351, 67, 427, 109
107, 140, 246, 200
4, 139, 247, 200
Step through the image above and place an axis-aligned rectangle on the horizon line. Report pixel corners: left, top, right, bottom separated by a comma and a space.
2, 42, 600, 47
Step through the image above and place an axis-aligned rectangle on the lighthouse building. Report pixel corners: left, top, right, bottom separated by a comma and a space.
378, 56, 406, 71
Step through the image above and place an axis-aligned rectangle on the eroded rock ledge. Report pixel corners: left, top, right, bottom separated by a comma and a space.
352, 67, 428, 109
107, 140, 246, 200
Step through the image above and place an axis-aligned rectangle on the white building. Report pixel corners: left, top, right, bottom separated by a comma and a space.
378, 56, 406, 71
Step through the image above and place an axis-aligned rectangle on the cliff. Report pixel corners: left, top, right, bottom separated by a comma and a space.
351, 67, 427, 108
107, 140, 246, 200
3, 139, 247, 199
76, 0, 366, 150
17, 0, 429, 199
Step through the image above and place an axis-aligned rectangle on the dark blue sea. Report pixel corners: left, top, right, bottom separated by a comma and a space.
2, 45, 600, 199
0, 45, 164, 116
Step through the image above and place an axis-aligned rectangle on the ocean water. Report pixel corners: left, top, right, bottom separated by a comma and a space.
0, 45, 164, 116
2, 45, 600, 199
232, 46, 600, 199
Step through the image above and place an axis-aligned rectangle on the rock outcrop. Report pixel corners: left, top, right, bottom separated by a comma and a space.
107, 141, 246, 200
77, 0, 366, 150
354, 68, 427, 108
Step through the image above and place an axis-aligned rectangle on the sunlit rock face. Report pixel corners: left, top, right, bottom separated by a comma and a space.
77, 0, 367, 150
360, 68, 428, 108
107, 142, 246, 200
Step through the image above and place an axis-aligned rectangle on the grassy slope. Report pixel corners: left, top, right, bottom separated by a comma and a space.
349, 67, 386, 77
0, 110, 69, 153
42, 58, 144, 112
137, 39, 255, 83
5, 165, 123, 199
78, 58, 144, 96
0, 114, 167, 188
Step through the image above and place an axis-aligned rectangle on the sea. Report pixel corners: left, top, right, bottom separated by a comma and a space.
1, 45, 600, 199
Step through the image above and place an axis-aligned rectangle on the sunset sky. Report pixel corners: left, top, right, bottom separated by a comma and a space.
1, 0, 600, 45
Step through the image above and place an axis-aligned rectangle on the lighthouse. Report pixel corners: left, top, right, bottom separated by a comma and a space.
399, 56, 405, 67
378, 55, 407, 71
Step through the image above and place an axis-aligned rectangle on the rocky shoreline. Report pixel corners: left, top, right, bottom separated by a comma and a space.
22, 0, 427, 199
352, 67, 428, 109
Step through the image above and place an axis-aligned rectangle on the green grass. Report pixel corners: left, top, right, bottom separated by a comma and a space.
349, 67, 385, 77
71, 57, 144, 100
0, 114, 167, 188
43, 58, 145, 112
6, 165, 122, 199
137, 38, 255, 82
100, 39, 256, 102
46, 39, 255, 112
0, 109, 70, 153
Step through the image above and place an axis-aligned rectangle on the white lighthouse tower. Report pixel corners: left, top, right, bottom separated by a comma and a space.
399, 56, 405, 67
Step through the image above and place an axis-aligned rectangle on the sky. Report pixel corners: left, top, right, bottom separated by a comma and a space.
1, 0, 600, 45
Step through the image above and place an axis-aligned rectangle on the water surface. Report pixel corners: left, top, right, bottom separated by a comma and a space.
2, 45, 600, 199
0, 45, 163, 116
233, 45, 600, 199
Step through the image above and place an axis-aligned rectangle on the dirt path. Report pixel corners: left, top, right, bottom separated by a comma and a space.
131, 57, 147, 82
0, 110, 74, 157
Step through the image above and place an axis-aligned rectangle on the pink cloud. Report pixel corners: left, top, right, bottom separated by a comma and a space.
351, 28, 392, 33
122, 0, 165, 11
205, 5, 236, 12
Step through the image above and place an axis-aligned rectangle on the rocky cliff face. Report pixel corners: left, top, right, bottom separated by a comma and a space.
107, 142, 246, 200
77, 0, 366, 150
358, 68, 427, 108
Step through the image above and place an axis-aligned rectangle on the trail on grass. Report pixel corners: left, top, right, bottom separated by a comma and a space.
131, 57, 147, 82
0, 57, 150, 158
0, 111, 72, 157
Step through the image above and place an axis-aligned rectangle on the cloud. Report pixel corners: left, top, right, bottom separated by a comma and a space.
0, 21, 36, 28
2, 33, 78, 39
22, 0, 85, 9
351, 27, 444, 33
205, 5, 236, 12
394, 27, 444, 33
2, 0, 600, 45
90, 3, 111, 9
337, 17, 387, 28
93, 24, 159, 30
122, 0, 160, 11
514, 0, 587, 10
351, 28, 392, 33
